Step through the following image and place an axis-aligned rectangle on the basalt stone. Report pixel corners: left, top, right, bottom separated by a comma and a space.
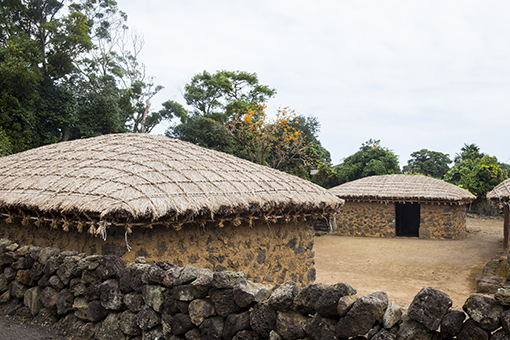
305, 313, 338, 340
142, 284, 165, 312
315, 282, 357, 318
492, 329, 510, 340
142, 326, 165, 340
44, 256, 61, 276
49, 274, 64, 290
199, 316, 225, 340
162, 290, 181, 315
119, 267, 133, 293
233, 330, 262, 340
72, 296, 89, 320
136, 306, 161, 331
0, 274, 8, 293
174, 265, 201, 286
372, 327, 398, 340
495, 288, 510, 306
170, 313, 195, 335
82, 269, 99, 284
95, 312, 126, 340
147, 264, 166, 285
440, 310, 466, 338
250, 302, 277, 338
54, 313, 79, 338
70, 278, 86, 296
10, 280, 28, 299
71, 255, 101, 276
463, 293, 504, 331
397, 318, 434, 340
56, 289, 75, 315
223, 311, 251, 339
161, 312, 173, 337
100, 279, 124, 310
502, 309, 510, 335
68, 320, 98, 340
162, 267, 182, 288
120, 310, 142, 336
336, 291, 388, 339
173, 284, 204, 302
233, 280, 272, 308
185, 328, 201, 340
129, 263, 151, 291
269, 330, 282, 340
4, 266, 16, 281
124, 292, 145, 313
36, 273, 50, 289
40, 286, 59, 309
85, 280, 102, 301
0, 238, 13, 253
457, 318, 489, 340
189, 298, 216, 326
96, 255, 127, 280
176, 300, 190, 314
294, 282, 328, 315
16, 269, 33, 286
276, 310, 308, 340
213, 270, 247, 289
408, 287, 452, 331
88, 300, 108, 322
267, 281, 299, 312
210, 288, 240, 317
30, 262, 44, 282
383, 301, 403, 329
33, 307, 58, 327
24, 286, 42, 316
57, 255, 85, 285
0, 252, 15, 266
191, 268, 214, 291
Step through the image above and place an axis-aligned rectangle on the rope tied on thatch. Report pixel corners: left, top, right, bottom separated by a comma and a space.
329, 174, 475, 205
488, 178, 510, 205
0, 133, 342, 229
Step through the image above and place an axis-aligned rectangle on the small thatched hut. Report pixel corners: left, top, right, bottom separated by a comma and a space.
487, 179, 510, 248
0, 133, 342, 285
329, 174, 476, 239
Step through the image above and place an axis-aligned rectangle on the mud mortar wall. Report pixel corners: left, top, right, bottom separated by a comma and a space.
1, 238, 510, 340
334, 201, 396, 237
419, 204, 467, 239
0, 219, 315, 286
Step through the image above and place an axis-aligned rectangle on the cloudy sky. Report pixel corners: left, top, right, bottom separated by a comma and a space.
116, 0, 510, 166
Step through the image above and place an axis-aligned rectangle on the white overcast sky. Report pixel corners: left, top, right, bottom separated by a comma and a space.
116, 0, 510, 166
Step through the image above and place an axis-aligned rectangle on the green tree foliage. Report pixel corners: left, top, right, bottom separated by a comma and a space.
336, 139, 401, 184
0, 0, 175, 154
167, 70, 276, 153
403, 149, 452, 179
444, 144, 508, 203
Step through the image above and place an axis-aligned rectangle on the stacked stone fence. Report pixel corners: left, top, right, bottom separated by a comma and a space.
2, 238, 510, 340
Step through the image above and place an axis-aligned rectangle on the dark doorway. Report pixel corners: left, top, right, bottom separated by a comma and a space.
395, 203, 420, 237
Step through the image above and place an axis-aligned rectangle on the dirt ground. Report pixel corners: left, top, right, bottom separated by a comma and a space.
314, 216, 505, 309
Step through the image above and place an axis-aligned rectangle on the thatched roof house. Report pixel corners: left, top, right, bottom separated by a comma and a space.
487, 179, 510, 248
0, 133, 342, 284
329, 174, 475, 239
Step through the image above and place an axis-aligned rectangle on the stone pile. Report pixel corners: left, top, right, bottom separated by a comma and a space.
1, 238, 510, 340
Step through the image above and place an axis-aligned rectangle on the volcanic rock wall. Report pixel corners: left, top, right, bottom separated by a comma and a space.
1, 238, 510, 340
0, 219, 316, 286
333, 201, 467, 239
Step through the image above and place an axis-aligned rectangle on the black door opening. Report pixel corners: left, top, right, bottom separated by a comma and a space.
395, 203, 420, 237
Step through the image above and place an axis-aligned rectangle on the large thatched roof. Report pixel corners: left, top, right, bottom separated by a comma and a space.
0, 134, 342, 226
329, 174, 476, 204
487, 179, 510, 203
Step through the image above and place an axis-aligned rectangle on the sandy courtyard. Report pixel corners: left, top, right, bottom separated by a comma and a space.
314, 217, 504, 309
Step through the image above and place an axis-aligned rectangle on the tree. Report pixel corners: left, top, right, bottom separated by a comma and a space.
444, 144, 508, 201
167, 70, 276, 154
403, 149, 452, 179
336, 139, 401, 183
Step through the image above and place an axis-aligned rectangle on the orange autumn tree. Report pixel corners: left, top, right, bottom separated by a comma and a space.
226, 104, 313, 172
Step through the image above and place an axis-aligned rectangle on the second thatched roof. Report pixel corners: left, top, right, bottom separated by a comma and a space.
329, 174, 476, 205
0, 134, 342, 225
487, 178, 510, 203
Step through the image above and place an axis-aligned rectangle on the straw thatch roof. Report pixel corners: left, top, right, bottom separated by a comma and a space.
329, 174, 476, 204
487, 178, 510, 203
0, 134, 342, 229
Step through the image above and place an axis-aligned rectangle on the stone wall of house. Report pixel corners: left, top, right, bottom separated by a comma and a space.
333, 201, 396, 237
0, 219, 315, 286
332, 201, 467, 240
419, 204, 467, 239
2, 238, 510, 340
